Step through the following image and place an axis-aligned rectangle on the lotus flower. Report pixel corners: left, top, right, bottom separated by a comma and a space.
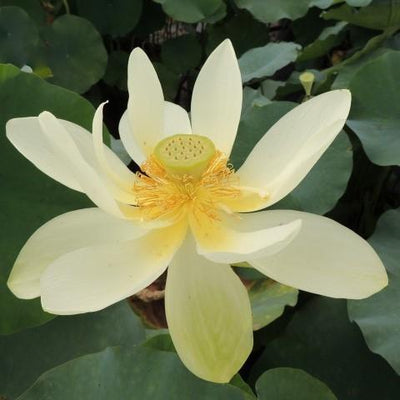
6, 40, 387, 383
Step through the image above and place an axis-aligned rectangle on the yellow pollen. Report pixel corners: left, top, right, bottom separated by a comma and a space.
133, 151, 240, 222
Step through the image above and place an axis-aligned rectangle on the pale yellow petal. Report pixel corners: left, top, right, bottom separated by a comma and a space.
38, 111, 123, 217
164, 101, 192, 136
235, 90, 351, 211
165, 235, 253, 383
92, 102, 136, 204
40, 220, 188, 314
190, 212, 301, 263
121, 47, 164, 163
7, 208, 147, 299
191, 39, 242, 156
249, 210, 388, 299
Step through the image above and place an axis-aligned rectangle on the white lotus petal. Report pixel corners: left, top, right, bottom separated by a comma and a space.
164, 101, 191, 136
191, 212, 301, 263
41, 220, 188, 314
92, 102, 136, 203
191, 39, 242, 156
121, 47, 164, 164
234, 90, 351, 211
38, 111, 123, 217
165, 235, 253, 383
7, 208, 147, 299
6, 114, 136, 206
249, 210, 388, 299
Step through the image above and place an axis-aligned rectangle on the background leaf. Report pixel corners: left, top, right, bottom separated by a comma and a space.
348, 208, 400, 374
18, 345, 250, 399
256, 368, 337, 400
0, 301, 144, 399
0, 64, 93, 334
347, 51, 400, 166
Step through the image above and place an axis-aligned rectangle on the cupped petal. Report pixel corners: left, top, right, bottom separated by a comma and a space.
37, 111, 123, 217
190, 212, 301, 264
248, 210, 388, 299
191, 39, 242, 156
164, 101, 192, 136
165, 235, 253, 383
234, 90, 351, 211
7, 208, 147, 300
119, 101, 192, 166
121, 47, 164, 164
40, 219, 188, 315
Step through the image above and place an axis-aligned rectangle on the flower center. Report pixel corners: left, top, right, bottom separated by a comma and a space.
133, 136, 240, 222
153, 134, 216, 177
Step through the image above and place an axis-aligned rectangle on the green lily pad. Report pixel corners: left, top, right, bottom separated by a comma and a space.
18, 345, 249, 399
250, 297, 400, 399
347, 51, 400, 166
161, 34, 202, 74
323, 0, 400, 30
0, 64, 92, 334
256, 368, 337, 400
233, 0, 320, 24
41, 15, 107, 93
0, 0, 46, 24
298, 22, 348, 62
0, 6, 39, 66
0, 301, 144, 399
76, 0, 142, 37
205, 12, 269, 57
239, 42, 301, 83
348, 208, 400, 374
249, 280, 298, 331
232, 101, 353, 215
154, 0, 224, 23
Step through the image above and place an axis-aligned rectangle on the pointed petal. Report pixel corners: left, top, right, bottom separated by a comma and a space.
7, 208, 147, 299
249, 210, 388, 299
165, 236, 253, 383
234, 90, 351, 211
190, 212, 301, 264
164, 101, 191, 136
92, 102, 136, 203
37, 111, 123, 217
191, 39, 242, 156
40, 220, 187, 314
121, 47, 164, 163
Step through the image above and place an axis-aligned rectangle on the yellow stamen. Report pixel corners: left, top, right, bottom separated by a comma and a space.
133, 151, 240, 222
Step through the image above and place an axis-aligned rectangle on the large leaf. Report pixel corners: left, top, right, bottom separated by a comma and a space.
249, 280, 298, 331
0, 64, 92, 334
154, 0, 224, 23
298, 22, 348, 62
239, 42, 301, 83
347, 51, 400, 166
161, 34, 202, 74
233, 0, 320, 24
323, 0, 400, 30
232, 101, 353, 215
250, 298, 400, 399
205, 12, 269, 57
0, 6, 38, 66
0, 0, 46, 24
256, 368, 337, 400
0, 302, 144, 399
76, 0, 142, 37
18, 345, 249, 399
348, 208, 400, 374
41, 15, 108, 93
